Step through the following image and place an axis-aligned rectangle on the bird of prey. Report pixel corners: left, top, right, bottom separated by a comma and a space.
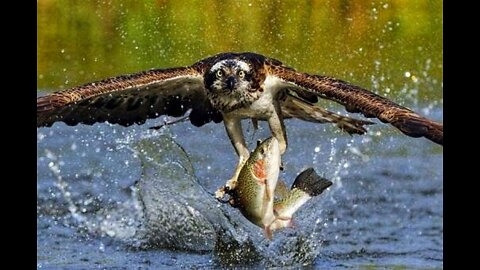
37, 52, 443, 198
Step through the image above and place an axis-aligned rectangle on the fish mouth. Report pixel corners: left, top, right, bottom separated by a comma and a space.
261, 137, 281, 173
265, 137, 279, 156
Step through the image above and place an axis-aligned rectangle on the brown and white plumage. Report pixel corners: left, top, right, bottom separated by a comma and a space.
37, 64, 222, 128
37, 52, 443, 197
265, 63, 443, 145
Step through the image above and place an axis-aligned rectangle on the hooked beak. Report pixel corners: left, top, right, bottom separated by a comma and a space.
225, 76, 236, 90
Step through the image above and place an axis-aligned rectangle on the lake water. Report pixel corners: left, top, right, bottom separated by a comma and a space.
37, 104, 443, 269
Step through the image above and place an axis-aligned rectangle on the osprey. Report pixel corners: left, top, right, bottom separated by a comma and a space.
37, 52, 443, 198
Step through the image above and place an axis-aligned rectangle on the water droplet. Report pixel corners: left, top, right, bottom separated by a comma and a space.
99, 242, 105, 252
404, 71, 411, 78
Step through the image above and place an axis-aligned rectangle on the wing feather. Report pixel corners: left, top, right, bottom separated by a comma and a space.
37, 66, 222, 128
267, 63, 443, 145
281, 93, 374, 135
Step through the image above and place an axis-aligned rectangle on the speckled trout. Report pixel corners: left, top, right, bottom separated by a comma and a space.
227, 137, 332, 239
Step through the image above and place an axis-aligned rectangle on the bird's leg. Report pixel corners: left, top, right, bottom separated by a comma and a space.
215, 116, 250, 200
268, 102, 288, 155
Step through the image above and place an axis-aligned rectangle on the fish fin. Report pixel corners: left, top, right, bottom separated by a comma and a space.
274, 179, 289, 199
264, 225, 273, 240
292, 168, 333, 197
269, 216, 294, 232
288, 218, 296, 229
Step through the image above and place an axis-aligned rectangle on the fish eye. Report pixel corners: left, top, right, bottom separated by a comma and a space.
238, 70, 245, 79
216, 70, 223, 78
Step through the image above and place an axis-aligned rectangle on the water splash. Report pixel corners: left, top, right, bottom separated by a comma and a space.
41, 134, 334, 267
45, 149, 87, 225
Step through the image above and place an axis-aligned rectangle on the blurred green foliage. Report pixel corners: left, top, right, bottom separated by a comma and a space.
37, 0, 442, 102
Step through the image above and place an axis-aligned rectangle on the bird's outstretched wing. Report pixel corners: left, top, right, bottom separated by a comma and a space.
265, 61, 443, 145
37, 65, 222, 128
280, 93, 374, 135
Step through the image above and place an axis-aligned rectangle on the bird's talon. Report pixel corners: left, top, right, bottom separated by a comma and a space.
225, 179, 237, 191
215, 187, 227, 200
216, 196, 231, 204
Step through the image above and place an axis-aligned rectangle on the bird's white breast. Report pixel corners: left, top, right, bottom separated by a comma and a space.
262, 75, 291, 94
230, 75, 289, 119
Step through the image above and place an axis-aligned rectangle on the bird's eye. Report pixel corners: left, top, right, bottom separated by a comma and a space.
238, 70, 245, 79
216, 70, 223, 78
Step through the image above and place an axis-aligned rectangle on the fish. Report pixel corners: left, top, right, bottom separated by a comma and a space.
226, 137, 332, 239
228, 137, 281, 239
270, 168, 333, 232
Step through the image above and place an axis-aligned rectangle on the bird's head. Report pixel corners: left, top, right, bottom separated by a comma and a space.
204, 59, 256, 95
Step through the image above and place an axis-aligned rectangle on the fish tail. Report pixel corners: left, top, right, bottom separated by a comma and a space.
291, 168, 332, 197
